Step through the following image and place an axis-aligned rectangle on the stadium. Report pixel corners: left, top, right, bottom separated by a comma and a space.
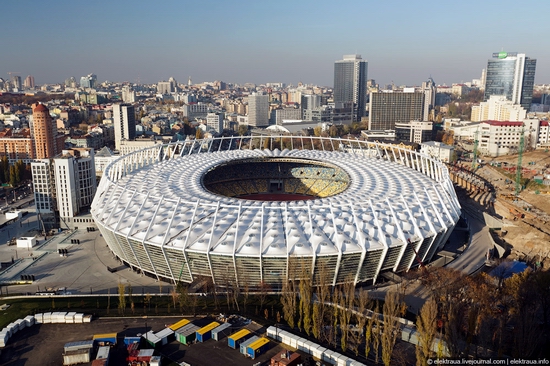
91, 136, 461, 289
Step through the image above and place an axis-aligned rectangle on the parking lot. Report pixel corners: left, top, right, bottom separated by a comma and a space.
0, 317, 309, 366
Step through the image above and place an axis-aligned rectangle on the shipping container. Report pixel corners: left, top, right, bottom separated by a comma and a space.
93, 333, 117, 346
239, 335, 259, 355
83, 314, 92, 323
296, 338, 308, 353
123, 336, 141, 346
34, 313, 43, 324
42, 312, 52, 324
211, 322, 232, 341
168, 318, 190, 331
195, 321, 220, 342
154, 328, 174, 346
137, 349, 154, 363
63, 348, 91, 365
64, 340, 94, 353
227, 329, 251, 349
23, 315, 35, 327
143, 330, 162, 348
175, 324, 200, 345
74, 313, 84, 324
246, 337, 269, 359
150, 355, 161, 366
310, 345, 326, 360
65, 312, 77, 323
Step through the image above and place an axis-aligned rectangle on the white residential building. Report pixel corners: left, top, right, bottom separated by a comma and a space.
450, 119, 546, 156
206, 113, 224, 133
421, 141, 454, 163
31, 148, 97, 221
471, 95, 527, 122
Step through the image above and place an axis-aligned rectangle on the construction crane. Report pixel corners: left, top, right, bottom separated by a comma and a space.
515, 126, 525, 195
471, 128, 479, 170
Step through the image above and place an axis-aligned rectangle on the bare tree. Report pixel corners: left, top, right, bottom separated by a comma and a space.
339, 280, 355, 352
350, 289, 369, 356
280, 279, 297, 329
117, 283, 126, 315
381, 291, 404, 366
258, 280, 270, 311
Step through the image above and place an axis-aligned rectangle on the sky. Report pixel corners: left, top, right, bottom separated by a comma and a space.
1, 0, 549, 87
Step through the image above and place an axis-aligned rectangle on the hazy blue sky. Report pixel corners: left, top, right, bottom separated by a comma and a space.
2, 0, 548, 87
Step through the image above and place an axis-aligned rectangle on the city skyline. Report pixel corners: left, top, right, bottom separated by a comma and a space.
1, 0, 549, 87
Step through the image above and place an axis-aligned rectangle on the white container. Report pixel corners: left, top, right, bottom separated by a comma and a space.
63, 349, 91, 365
34, 313, 43, 324
304, 341, 315, 355
42, 312, 52, 324
64, 340, 94, 353
96, 345, 110, 360
56, 312, 68, 323
322, 349, 335, 363
74, 314, 84, 323
65, 312, 77, 324
24, 315, 35, 327
310, 345, 324, 359
297, 338, 308, 353
15, 319, 26, 331
150, 356, 161, 366
83, 315, 92, 323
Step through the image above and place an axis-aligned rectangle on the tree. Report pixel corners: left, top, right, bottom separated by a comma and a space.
281, 279, 297, 329
258, 281, 270, 311
416, 297, 438, 366
298, 265, 313, 336
365, 304, 377, 360
238, 124, 248, 136
350, 289, 369, 356
381, 291, 404, 366
338, 281, 354, 352
118, 283, 126, 315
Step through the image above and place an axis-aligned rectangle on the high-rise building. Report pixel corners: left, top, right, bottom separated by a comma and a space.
301, 94, 321, 110
80, 73, 97, 89
112, 104, 136, 150
484, 52, 536, 110
11, 75, 22, 90
421, 78, 436, 121
32, 148, 97, 220
333, 54, 368, 121
32, 103, 58, 159
368, 90, 424, 130
23, 75, 35, 89
121, 85, 136, 103
247, 93, 269, 127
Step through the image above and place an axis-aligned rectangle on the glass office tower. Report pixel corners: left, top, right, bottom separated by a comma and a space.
334, 54, 368, 121
484, 52, 536, 110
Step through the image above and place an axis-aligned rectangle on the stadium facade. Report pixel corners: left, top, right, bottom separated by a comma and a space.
91, 136, 461, 288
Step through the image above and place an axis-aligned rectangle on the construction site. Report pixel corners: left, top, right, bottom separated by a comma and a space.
451, 142, 550, 268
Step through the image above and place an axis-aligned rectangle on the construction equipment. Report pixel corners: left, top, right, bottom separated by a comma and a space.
472, 128, 479, 171
515, 126, 525, 195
